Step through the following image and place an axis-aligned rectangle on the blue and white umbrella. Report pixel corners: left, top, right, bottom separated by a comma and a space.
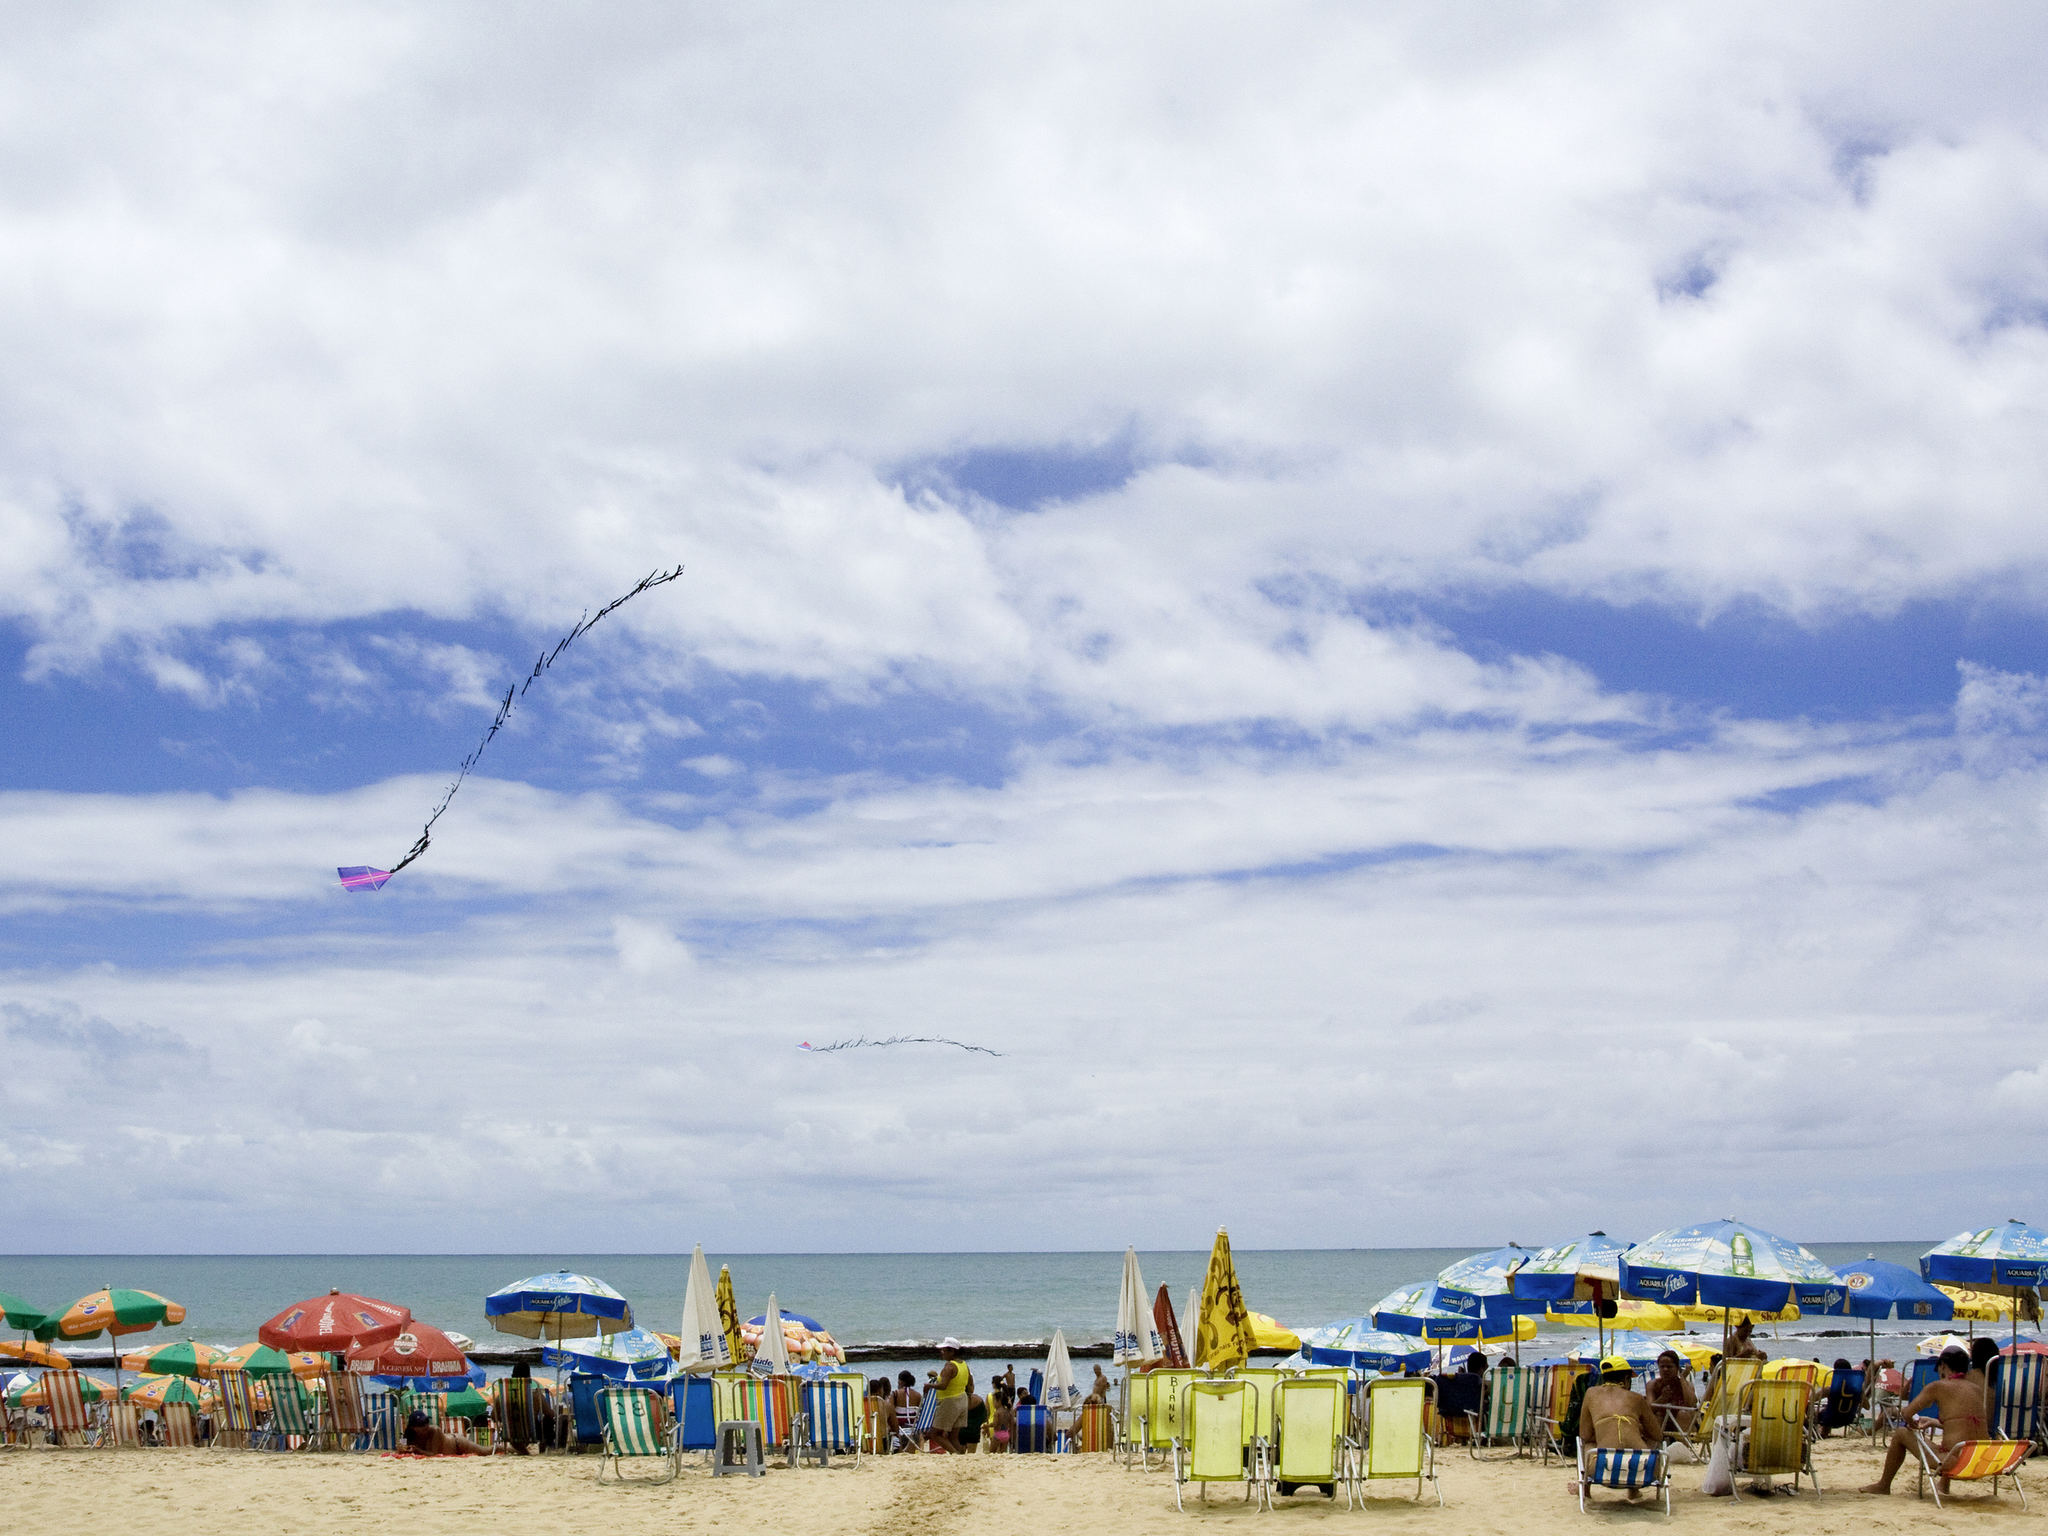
1818, 1260, 1956, 1324
541, 1326, 674, 1381
1619, 1217, 1837, 1314
1431, 1244, 1547, 1330
1511, 1233, 1631, 1304
746, 1309, 825, 1332
1371, 1282, 1529, 1343
1296, 1318, 1432, 1372
1922, 1221, 2048, 1294
484, 1271, 632, 1342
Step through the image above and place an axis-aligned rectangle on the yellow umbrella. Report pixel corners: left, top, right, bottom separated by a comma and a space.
1190, 1227, 1260, 1372
1936, 1285, 2041, 1324
1918, 1332, 1975, 1356
1547, 1299, 1689, 1332
1763, 1357, 1832, 1388
1247, 1312, 1299, 1351
1652, 1336, 1717, 1370
1669, 1301, 1800, 1325
714, 1266, 749, 1365
0, 1338, 70, 1368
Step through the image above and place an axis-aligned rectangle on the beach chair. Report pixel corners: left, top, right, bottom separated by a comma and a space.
1361, 1377, 1440, 1505
1172, 1378, 1266, 1510
1816, 1368, 1863, 1434
1915, 1434, 2031, 1507
361, 1393, 404, 1452
212, 1369, 260, 1450
1989, 1352, 2046, 1447
268, 1375, 316, 1450
1518, 1365, 1554, 1457
1577, 1444, 1671, 1514
1730, 1379, 1817, 1498
104, 1403, 142, 1448
1536, 1362, 1594, 1464
1693, 1357, 1762, 1452
568, 1375, 612, 1449
161, 1402, 198, 1448
673, 1374, 716, 1453
1435, 1372, 1482, 1446
491, 1376, 543, 1454
319, 1371, 367, 1451
910, 1386, 938, 1449
1013, 1403, 1051, 1454
1233, 1366, 1285, 1466
1272, 1376, 1349, 1505
802, 1378, 860, 1465
595, 1387, 677, 1484
828, 1370, 867, 1450
44, 1372, 92, 1448
862, 1393, 892, 1455
1120, 1371, 1153, 1466
1145, 1368, 1203, 1466
1475, 1364, 1530, 1458
1077, 1400, 1115, 1453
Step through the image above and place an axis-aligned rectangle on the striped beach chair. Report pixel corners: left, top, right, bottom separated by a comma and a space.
1989, 1353, 2046, 1447
161, 1402, 199, 1448
862, 1392, 893, 1455
597, 1387, 677, 1484
911, 1383, 939, 1449
268, 1376, 316, 1450
1918, 1436, 2030, 1507
1361, 1377, 1440, 1505
1475, 1365, 1530, 1458
491, 1377, 543, 1454
1578, 1445, 1670, 1514
321, 1372, 368, 1451
44, 1372, 93, 1447
1013, 1403, 1050, 1454
104, 1403, 143, 1447
212, 1370, 261, 1449
361, 1393, 404, 1452
802, 1378, 860, 1465
1077, 1400, 1115, 1453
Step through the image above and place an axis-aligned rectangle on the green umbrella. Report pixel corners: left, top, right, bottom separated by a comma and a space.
120, 1339, 228, 1378
214, 1342, 301, 1376
0, 1292, 52, 1333
441, 1385, 490, 1418
123, 1374, 210, 1407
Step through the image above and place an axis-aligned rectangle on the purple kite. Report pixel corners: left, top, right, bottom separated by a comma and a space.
339, 564, 685, 889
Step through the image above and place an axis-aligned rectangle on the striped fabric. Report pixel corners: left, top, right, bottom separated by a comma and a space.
913, 1387, 939, 1438
324, 1372, 368, 1446
269, 1378, 315, 1445
1990, 1354, 2045, 1443
804, 1379, 860, 1453
105, 1404, 142, 1447
598, 1387, 677, 1484
44, 1372, 91, 1437
1077, 1400, 1114, 1453
361, 1397, 403, 1452
213, 1370, 260, 1448
161, 1403, 198, 1447
1481, 1366, 1528, 1444
1945, 1439, 2032, 1479
1013, 1404, 1050, 1454
1588, 1448, 1664, 1488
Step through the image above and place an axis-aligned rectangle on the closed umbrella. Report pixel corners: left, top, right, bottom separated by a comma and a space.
1113, 1248, 1163, 1367
1044, 1328, 1079, 1411
1153, 1285, 1189, 1368
1190, 1228, 1260, 1373
714, 1266, 749, 1365
756, 1295, 792, 1374
675, 1245, 732, 1374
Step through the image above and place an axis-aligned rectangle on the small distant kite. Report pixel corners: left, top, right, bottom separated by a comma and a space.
339, 564, 684, 890
799, 1035, 1005, 1058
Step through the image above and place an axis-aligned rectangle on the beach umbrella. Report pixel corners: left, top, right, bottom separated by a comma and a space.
1043, 1328, 1079, 1409
0, 1337, 70, 1368
1153, 1284, 1190, 1368
120, 1339, 228, 1378
675, 1245, 732, 1374
1113, 1247, 1163, 1367
714, 1266, 749, 1365
1922, 1221, 2048, 1353
485, 1271, 631, 1347
122, 1374, 211, 1409
1546, 1298, 1688, 1332
373, 1363, 487, 1391
258, 1289, 410, 1355
38, 1286, 186, 1390
1431, 1244, 1548, 1332
1190, 1228, 1260, 1372
1937, 1284, 2040, 1324
543, 1326, 675, 1382
441, 1385, 490, 1418
344, 1322, 475, 1388
0, 1292, 52, 1337
1918, 1331, 1974, 1356
214, 1342, 320, 1378
756, 1295, 792, 1374
1619, 1218, 1836, 1352
1512, 1233, 1631, 1304
1372, 1281, 1540, 1344
1248, 1312, 1299, 1350
745, 1309, 826, 1331
1295, 1320, 1432, 1372
1813, 1255, 1954, 1421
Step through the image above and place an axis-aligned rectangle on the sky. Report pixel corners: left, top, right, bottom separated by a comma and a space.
4, 1, 2048, 1254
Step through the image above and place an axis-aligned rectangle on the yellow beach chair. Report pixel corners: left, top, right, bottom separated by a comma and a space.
1694, 1357, 1761, 1453
1917, 1435, 2030, 1507
1172, 1378, 1268, 1510
1272, 1375, 1350, 1506
1119, 1371, 1152, 1466
1232, 1366, 1285, 1465
1534, 1361, 1592, 1464
1361, 1376, 1441, 1505
1730, 1378, 1817, 1497
1145, 1369, 1203, 1467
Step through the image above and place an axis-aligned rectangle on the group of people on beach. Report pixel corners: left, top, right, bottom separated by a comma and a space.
862, 1340, 1116, 1454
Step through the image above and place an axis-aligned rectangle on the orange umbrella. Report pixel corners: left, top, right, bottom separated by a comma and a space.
213, 1342, 326, 1378
0, 1338, 70, 1369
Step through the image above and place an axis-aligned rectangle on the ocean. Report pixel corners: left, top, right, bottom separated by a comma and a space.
0, 1242, 1966, 1376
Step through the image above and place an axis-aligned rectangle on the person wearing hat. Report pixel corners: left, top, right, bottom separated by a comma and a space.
1578, 1356, 1663, 1456
927, 1339, 974, 1453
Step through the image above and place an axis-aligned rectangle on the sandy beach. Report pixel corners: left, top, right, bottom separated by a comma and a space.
6, 1437, 2040, 1536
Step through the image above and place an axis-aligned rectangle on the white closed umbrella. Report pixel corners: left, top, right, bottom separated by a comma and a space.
1114, 1247, 1163, 1365
677, 1245, 731, 1373
1044, 1328, 1079, 1408
757, 1293, 792, 1374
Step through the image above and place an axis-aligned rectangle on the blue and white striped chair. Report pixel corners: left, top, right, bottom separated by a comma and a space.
1577, 1445, 1670, 1514
1990, 1353, 2046, 1447
910, 1387, 938, 1449
802, 1379, 861, 1465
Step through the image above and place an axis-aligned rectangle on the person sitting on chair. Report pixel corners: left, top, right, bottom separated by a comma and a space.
1645, 1350, 1696, 1441
1086, 1365, 1111, 1406
1862, 1346, 1986, 1497
1580, 1357, 1662, 1451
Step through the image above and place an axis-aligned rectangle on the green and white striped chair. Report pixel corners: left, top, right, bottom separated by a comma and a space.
267, 1376, 316, 1450
1474, 1365, 1530, 1458
598, 1388, 678, 1484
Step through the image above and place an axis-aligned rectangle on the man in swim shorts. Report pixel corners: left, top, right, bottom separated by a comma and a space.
927, 1339, 973, 1453
1863, 1346, 1987, 1496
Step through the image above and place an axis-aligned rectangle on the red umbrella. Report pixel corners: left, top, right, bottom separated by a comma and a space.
1153, 1284, 1190, 1369
343, 1322, 474, 1383
258, 1289, 410, 1353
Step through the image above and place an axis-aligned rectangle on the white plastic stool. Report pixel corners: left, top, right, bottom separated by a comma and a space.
714, 1419, 764, 1476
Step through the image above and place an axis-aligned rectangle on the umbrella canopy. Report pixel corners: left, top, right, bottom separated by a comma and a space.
441, 1385, 490, 1417
675, 1245, 732, 1374
485, 1271, 631, 1341
755, 1295, 792, 1374
373, 1364, 487, 1391
1619, 1218, 1836, 1313
745, 1309, 825, 1331
1153, 1284, 1190, 1368
0, 1338, 71, 1368
0, 1292, 52, 1333
542, 1326, 675, 1381
714, 1266, 749, 1364
1546, 1299, 1689, 1332
1919, 1331, 1975, 1356
1814, 1260, 1955, 1323
8, 1372, 115, 1407
1044, 1328, 1079, 1408
1372, 1281, 1540, 1343
258, 1290, 410, 1354
1513, 1233, 1630, 1303
1431, 1244, 1547, 1329
1113, 1247, 1164, 1366
1190, 1228, 1259, 1372
345, 1323, 473, 1384
36, 1287, 185, 1342
120, 1340, 229, 1378
1938, 1284, 2042, 1323
1922, 1221, 2048, 1296
215, 1342, 320, 1378
1247, 1312, 1299, 1350
123, 1374, 211, 1409
1296, 1319, 1432, 1372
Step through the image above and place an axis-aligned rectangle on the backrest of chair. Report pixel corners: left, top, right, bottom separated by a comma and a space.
1554, 1361, 1591, 1422
44, 1373, 89, 1433
270, 1376, 313, 1438
1524, 1365, 1554, 1423
1234, 1367, 1284, 1442
804, 1379, 858, 1450
1367, 1378, 1426, 1477
361, 1394, 402, 1451
213, 1369, 257, 1434
1588, 1446, 1663, 1488
324, 1372, 367, 1435
828, 1371, 866, 1434
1737, 1379, 1809, 1474
1708, 1357, 1761, 1419
1905, 1357, 1940, 1402
762, 1375, 794, 1448
492, 1378, 532, 1445
1274, 1376, 1341, 1481
1078, 1399, 1113, 1452
107, 1403, 141, 1446
1772, 1361, 1821, 1387
1121, 1371, 1152, 1448
1013, 1403, 1050, 1454
711, 1371, 748, 1425
161, 1402, 197, 1447
569, 1375, 608, 1444
1484, 1365, 1528, 1438
1989, 1353, 2044, 1441
599, 1388, 656, 1455
1438, 1371, 1482, 1419
1147, 1368, 1200, 1447
674, 1375, 715, 1451
1185, 1381, 1246, 1477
